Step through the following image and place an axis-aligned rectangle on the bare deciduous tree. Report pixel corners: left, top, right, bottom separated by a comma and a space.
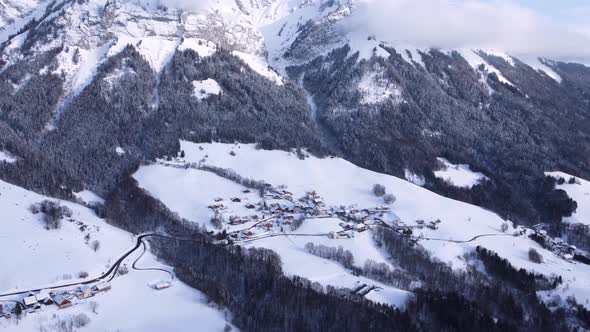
91, 240, 101, 252
89, 301, 99, 314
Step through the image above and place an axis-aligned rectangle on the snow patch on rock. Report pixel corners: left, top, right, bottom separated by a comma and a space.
0, 150, 17, 163
233, 51, 284, 85
358, 72, 403, 105
459, 49, 516, 88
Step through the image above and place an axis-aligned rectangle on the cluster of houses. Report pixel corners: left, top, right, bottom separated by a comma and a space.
2, 281, 112, 318
530, 226, 590, 264
208, 186, 404, 243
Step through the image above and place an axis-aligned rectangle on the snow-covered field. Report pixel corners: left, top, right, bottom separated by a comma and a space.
192, 79, 223, 100
73, 190, 105, 206
0, 179, 234, 331
434, 157, 489, 188
133, 141, 590, 310
547, 171, 590, 226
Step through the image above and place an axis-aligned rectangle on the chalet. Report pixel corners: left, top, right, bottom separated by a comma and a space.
245, 203, 256, 209
231, 198, 241, 203
242, 230, 253, 238
328, 231, 340, 239
263, 223, 274, 230
93, 281, 111, 293
52, 295, 73, 309
214, 197, 224, 202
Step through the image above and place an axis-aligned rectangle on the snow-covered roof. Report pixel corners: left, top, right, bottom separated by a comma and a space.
94, 281, 111, 291
23, 295, 37, 306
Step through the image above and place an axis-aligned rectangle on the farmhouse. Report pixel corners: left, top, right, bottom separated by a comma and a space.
52, 295, 73, 309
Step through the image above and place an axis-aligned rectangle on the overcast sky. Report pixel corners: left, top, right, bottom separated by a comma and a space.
346, 0, 590, 62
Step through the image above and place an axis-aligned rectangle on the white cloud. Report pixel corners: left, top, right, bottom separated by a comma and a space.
346, 0, 590, 62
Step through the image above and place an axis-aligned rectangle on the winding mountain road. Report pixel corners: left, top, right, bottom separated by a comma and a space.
0, 233, 192, 298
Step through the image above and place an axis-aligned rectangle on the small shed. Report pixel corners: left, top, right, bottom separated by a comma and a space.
153, 281, 172, 290
93, 281, 111, 293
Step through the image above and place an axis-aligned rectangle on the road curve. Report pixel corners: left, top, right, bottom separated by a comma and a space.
0, 233, 194, 298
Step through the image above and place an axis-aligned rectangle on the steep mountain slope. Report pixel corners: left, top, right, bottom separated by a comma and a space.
1, 0, 590, 330
0, 0, 46, 28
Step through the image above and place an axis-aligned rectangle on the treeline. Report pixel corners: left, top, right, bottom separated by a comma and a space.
474, 246, 561, 292
304, 242, 354, 269
200, 164, 269, 193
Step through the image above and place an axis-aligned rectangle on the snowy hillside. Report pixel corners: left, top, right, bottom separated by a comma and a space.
133, 141, 590, 310
1, 0, 590, 329
547, 171, 590, 226
0, 179, 234, 331
434, 157, 488, 189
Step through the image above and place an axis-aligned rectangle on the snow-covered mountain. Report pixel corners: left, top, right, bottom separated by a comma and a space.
1, 0, 590, 330
0, 0, 46, 28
